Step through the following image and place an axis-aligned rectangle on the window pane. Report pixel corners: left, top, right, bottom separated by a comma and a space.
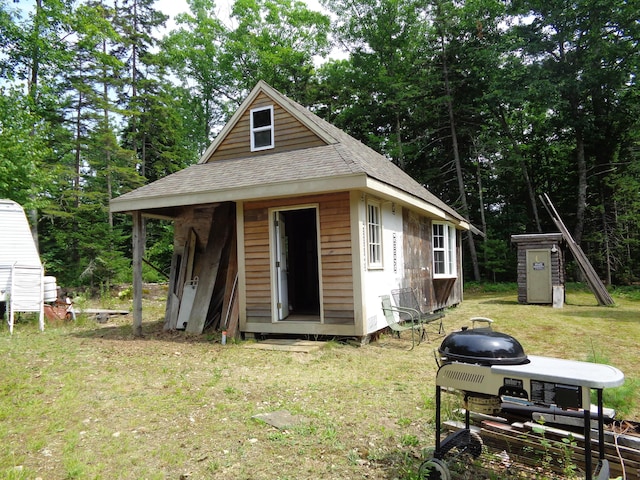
254, 130, 272, 148
367, 202, 381, 266
447, 225, 456, 273
253, 108, 271, 128
433, 223, 444, 248
434, 251, 445, 274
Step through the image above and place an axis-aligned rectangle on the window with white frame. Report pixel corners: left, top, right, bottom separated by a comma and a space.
432, 222, 457, 277
367, 200, 382, 269
250, 105, 274, 151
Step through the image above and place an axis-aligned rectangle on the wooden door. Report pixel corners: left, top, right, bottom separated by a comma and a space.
275, 212, 290, 320
526, 249, 552, 303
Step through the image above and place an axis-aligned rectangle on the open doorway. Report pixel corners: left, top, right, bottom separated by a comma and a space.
273, 207, 320, 321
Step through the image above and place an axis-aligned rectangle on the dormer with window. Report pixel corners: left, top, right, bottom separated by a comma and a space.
250, 105, 274, 151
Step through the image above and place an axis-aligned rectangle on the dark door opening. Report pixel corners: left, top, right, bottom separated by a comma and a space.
278, 208, 320, 318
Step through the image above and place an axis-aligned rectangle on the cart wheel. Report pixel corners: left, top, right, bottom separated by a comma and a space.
465, 431, 483, 458
436, 429, 483, 460
418, 458, 450, 480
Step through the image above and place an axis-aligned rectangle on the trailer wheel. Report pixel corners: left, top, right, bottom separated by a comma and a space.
418, 458, 450, 480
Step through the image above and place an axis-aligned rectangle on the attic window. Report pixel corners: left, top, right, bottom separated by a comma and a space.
250, 105, 274, 151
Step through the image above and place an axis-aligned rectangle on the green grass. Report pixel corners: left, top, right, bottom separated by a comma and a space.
1, 283, 639, 479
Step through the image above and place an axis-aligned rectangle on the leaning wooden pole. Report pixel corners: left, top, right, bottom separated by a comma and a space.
540, 194, 614, 306
132, 210, 144, 336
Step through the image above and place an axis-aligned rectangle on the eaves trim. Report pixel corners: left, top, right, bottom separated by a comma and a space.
364, 178, 471, 230
110, 173, 368, 213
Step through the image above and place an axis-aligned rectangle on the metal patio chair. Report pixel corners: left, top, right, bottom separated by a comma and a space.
391, 287, 445, 341
380, 295, 423, 350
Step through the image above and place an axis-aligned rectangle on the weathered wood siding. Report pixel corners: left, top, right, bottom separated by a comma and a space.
320, 193, 354, 324
243, 192, 354, 324
173, 204, 219, 252
207, 92, 326, 162
402, 209, 462, 311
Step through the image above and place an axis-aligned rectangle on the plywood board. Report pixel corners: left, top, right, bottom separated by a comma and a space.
186, 203, 231, 334
176, 280, 198, 330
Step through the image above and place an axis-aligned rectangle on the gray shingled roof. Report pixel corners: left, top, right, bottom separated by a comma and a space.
112, 144, 359, 204
111, 82, 467, 225
279, 93, 465, 222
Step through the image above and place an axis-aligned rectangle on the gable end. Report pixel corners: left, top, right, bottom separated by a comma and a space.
205, 92, 328, 162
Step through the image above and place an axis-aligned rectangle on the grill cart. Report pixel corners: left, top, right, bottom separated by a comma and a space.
420, 320, 625, 480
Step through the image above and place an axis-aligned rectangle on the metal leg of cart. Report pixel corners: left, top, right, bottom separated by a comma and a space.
418, 386, 447, 479
435, 385, 441, 453
419, 386, 451, 480
586, 388, 611, 480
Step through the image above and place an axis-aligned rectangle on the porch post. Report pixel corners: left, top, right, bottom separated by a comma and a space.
132, 210, 143, 337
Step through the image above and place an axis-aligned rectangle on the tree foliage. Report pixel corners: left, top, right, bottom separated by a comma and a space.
0, 0, 638, 287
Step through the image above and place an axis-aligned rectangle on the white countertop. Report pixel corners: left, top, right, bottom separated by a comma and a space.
491, 355, 625, 389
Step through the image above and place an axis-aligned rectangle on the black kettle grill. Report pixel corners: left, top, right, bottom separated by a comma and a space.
419, 318, 625, 480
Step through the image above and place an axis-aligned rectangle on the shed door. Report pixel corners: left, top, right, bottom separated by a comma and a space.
526, 249, 552, 303
275, 212, 290, 320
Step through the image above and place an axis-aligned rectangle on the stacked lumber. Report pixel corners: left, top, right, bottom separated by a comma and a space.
164, 203, 239, 336
443, 416, 640, 479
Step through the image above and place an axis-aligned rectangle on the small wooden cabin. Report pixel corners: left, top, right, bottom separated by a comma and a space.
110, 81, 472, 339
511, 233, 565, 305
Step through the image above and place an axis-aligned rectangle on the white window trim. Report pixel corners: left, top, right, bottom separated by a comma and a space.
432, 222, 457, 278
366, 199, 383, 269
250, 105, 274, 152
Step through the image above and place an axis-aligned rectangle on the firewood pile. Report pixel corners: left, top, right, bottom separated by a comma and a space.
444, 412, 640, 479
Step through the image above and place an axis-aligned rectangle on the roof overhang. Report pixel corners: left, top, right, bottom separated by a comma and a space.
110, 173, 368, 215
111, 172, 472, 231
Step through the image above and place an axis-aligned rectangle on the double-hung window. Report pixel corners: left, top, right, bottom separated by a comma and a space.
432, 222, 456, 277
250, 105, 274, 151
367, 200, 382, 269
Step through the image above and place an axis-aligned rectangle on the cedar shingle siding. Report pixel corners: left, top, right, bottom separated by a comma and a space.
209, 93, 326, 161
244, 193, 354, 325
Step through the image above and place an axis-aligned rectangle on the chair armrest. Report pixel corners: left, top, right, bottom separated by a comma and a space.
384, 305, 420, 324
391, 305, 421, 322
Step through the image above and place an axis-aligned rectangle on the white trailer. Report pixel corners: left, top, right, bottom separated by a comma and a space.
0, 200, 45, 333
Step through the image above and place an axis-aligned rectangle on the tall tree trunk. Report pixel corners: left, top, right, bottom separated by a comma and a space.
574, 127, 587, 245
103, 38, 113, 229
473, 140, 488, 278
439, 30, 480, 281
74, 91, 82, 209
601, 192, 611, 285
396, 112, 405, 170
472, 139, 487, 237
495, 106, 542, 232
27, 0, 44, 252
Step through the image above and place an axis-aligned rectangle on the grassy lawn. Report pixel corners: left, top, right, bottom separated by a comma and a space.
1, 284, 638, 479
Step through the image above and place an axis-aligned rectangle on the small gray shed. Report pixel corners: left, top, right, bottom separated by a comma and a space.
511, 233, 565, 306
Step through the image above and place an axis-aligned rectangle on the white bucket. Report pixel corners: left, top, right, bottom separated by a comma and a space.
43, 276, 57, 302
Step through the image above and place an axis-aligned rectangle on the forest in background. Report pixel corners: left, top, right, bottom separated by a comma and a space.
1, 0, 638, 289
